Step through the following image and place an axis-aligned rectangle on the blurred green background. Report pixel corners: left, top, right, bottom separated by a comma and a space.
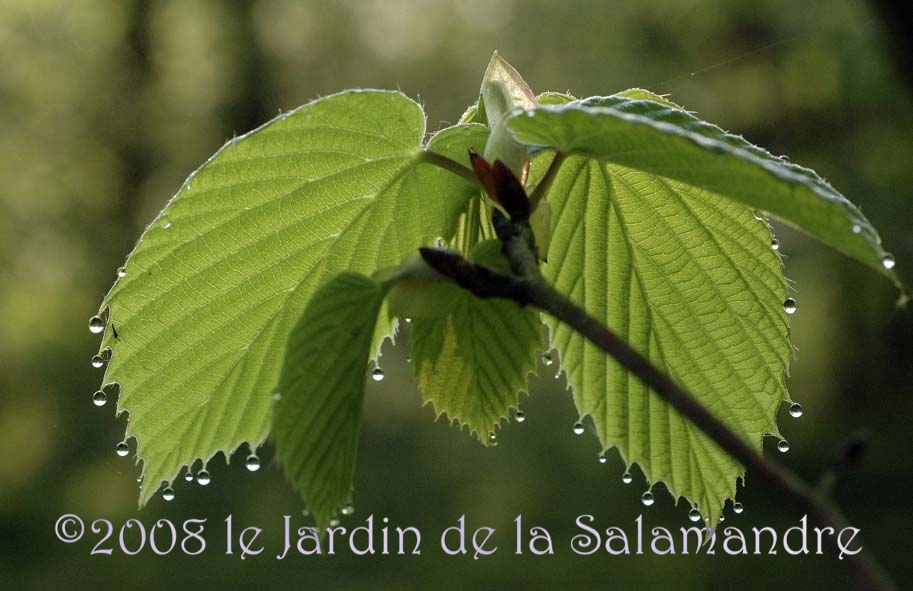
1, 0, 911, 589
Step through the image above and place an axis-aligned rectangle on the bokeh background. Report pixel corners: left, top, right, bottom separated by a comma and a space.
1, 0, 911, 589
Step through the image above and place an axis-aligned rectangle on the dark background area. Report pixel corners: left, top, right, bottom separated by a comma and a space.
1, 0, 911, 589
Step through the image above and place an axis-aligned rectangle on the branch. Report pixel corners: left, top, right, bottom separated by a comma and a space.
418, 159, 896, 591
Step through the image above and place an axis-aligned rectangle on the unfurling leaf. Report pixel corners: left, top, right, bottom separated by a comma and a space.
410, 241, 544, 440
273, 273, 386, 530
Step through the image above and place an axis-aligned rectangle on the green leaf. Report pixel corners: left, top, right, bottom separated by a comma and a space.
273, 273, 385, 529
94, 90, 482, 503
508, 96, 901, 287
526, 153, 792, 527
410, 241, 544, 441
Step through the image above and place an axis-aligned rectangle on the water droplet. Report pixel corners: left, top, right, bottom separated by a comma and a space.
733, 502, 744, 514
92, 390, 107, 407
597, 454, 607, 464
404, 317, 412, 324
554, 372, 561, 380
184, 472, 194, 483
753, 210, 765, 221
137, 476, 143, 483
488, 432, 497, 443
116, 267, 127, 278
777, 439, 790, 453
572, 422, 584, 436
541, 352, 553, 366
641, 491, 655, 506
341, 504, 354, 516
245, 454, 261, 472
882, 254, 896, 270
405, 355, 412, 364
783, 298, 797, 315
688, 507, 702, 522
163, 218, 172, 230
115, 442, 129, 457
515, 410, 526, 423
788, 403, 803, 418
91, 355, 105, 369
329, 518, 340, 527
371, 367, 384, 382
162, 487, 175, 502
196, 470, 211, 486
719, 515, 725, 523
622, 472, 633, 484
770, 239, 780, 251
851, 224, 861, 234
88, 315, 105, 334
436, 238, 446, 248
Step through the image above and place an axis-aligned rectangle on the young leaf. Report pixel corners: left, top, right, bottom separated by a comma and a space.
410, 241, 544, 440
480, 51, 538, 176
93, 90, 482, 503
528, 153, 792, 527
508, 96, 901, 287
273, 273, 386, 529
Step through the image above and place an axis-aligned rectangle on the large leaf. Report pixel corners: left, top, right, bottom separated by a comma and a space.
409, 241, 544, 440
508, 96, 900, 287
273, 273, 385, 529
534, 153, 791, 527
506, 94, 903, 523
93, 90, 484, 503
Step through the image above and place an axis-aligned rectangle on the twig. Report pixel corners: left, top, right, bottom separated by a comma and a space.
418, 156, 896, 591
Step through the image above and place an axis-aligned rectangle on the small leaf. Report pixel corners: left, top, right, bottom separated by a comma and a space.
508, 95, 901, 287
481, 52, 538, 176
273, 273, 386, 529
410, 241, 544, 440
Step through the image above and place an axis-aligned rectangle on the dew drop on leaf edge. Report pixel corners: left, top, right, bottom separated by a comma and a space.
770, 239, 779, 251
788, 403, 804, 418
541, 352, 553, 366
88, 315, 105, 334
115, 442, 129, 457
196, 470, 211, 486
371, 367, 384, 382
733, 502, 744, 514
116, 267, 126, 278
597, 454, 607, 464
92, 390, 107, 407
245, 454, 261, 472
882, 254, 895, 270
341, 504, 354, 516
688, 507, 702, 522
91, 355, 105, 369
783, 298, 797, 315
515, 410, 526, 423
162, 487, 175, 502
622, 472, 633, 484
572, 422, 584, 435
641, 491, 655, 506
183, 472, 194, 483
777, 439, 790, 453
